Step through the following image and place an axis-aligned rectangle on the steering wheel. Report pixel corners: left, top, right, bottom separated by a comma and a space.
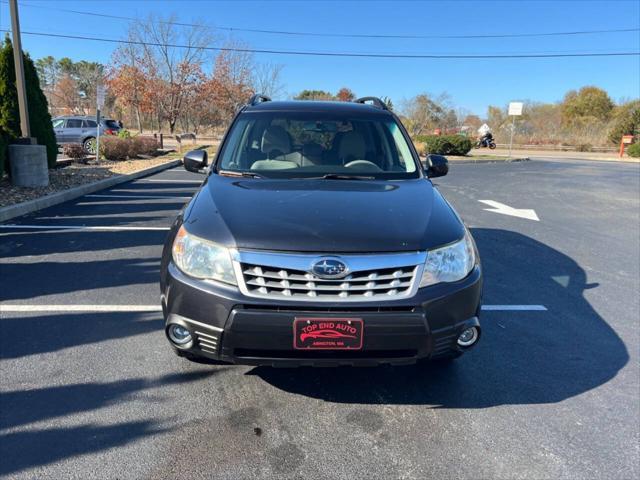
344, 160, 382, 172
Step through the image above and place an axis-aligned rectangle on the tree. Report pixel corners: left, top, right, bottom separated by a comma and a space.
132, 14, 211, 133
462, 114, 482, 129
608, 100, 640, 144
252, 62, 285, 99
561, 86, 614, 126
108, 34, 155, 132
336, 87, 355, 102
294, 90, 334, 101
401, 93, 451, 137
487, 105, 507, 131
0, 37, 57, 170
208, 43, 255, 126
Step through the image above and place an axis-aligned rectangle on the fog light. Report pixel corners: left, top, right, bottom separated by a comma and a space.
457, 327, 479, 347
168, 324, 192, 345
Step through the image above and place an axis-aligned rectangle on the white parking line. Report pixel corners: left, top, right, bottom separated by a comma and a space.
0, 304, 548, 313
144, 179, 202, 184
85, 194, 191, 200
0, 224, 170, 231
481, 305, 547, 311
0, 305, 162, 313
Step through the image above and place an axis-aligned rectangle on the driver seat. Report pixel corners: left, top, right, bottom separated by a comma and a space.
337, 131, 366, 165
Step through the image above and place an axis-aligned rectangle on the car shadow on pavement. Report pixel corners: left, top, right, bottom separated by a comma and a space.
0, 311, 163, 360
249, 228, 629, 407
0, 370, 218, 476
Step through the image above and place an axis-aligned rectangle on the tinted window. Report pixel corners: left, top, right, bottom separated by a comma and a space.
104, 120, 120, 129
83, 120, 97, 128
217, 112, 419, 179
66, 119, 83, 128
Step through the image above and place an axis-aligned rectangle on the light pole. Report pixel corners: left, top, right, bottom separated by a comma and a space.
8, 0, 31, 140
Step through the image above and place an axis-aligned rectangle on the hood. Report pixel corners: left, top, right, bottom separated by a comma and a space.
183, 176, 464, 253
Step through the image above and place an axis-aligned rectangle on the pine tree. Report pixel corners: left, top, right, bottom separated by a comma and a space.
0, 36, 57, 174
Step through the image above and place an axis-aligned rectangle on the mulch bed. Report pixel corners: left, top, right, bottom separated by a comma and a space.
0, 155, 181, 208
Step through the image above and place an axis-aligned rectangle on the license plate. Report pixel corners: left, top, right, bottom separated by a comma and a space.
293, 317, 363, 350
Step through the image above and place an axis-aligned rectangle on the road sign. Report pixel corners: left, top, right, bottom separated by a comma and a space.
97, 85, 106, 109
508, 102, 523, 116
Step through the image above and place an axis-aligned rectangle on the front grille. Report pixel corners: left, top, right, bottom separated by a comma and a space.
241, 263, 418, 300
233, 250, 426, 302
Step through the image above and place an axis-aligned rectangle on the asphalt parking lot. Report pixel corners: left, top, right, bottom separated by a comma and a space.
1, 158, 638, 479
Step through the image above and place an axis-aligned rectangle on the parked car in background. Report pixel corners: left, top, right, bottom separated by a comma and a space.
52, 115, 122, 153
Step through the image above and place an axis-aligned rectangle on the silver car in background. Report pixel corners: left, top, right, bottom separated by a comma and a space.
52, 115, 122, 153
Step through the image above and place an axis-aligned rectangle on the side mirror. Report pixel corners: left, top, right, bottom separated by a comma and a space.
183, 150, 208, 173
425, 154, 449, 178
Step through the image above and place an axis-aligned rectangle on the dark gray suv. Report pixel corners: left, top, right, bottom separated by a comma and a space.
160, 95, 482, 367
52, 115, 121, 153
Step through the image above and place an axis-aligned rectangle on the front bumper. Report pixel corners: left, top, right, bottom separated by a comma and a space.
162, 263, 482, 366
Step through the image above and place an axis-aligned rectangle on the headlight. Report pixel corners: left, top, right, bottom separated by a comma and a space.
419, 230, 476, 287
172, 225, 236, 285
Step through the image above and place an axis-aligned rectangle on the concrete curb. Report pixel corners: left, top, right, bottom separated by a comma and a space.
449, 157, 530, 165
421, 157, 530, 166
0, 159, 182, 223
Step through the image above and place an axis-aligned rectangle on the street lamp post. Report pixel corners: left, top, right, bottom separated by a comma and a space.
7, 0, 48, 187
8, 0, 31, 140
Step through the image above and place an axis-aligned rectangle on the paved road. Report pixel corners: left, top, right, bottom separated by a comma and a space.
1, 159, 638, 479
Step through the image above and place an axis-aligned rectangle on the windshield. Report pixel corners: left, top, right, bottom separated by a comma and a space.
216, 112, 420, 179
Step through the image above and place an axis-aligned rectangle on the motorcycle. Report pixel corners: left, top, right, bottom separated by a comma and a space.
475, 136, 496, 149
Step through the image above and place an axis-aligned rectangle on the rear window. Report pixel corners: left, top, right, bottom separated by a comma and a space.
217, 112, 419, 179
104, 120, 120, 129
83, 120, 97, 128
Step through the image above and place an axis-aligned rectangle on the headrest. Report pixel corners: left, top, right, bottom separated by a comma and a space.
338, 131, 366, 161
261, 126, 291, 157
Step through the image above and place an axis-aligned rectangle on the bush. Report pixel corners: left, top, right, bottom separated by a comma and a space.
627, 142, 640, 158
415, 134, 473, 156
0, 38, 57, 168
100, 136, 158, 161
100, 136, 129, 161
132, 136, 158, 156
576, 143, 592, 152
62, 143, 87, 162
117, 129, 131, 139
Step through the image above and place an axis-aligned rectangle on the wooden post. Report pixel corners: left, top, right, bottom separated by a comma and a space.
9, 0, 31, 139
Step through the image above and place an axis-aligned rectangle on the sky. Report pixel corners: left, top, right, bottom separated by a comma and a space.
0, 0, 639, 116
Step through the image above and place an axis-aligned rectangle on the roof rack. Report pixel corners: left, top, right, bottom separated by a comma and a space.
248, 94, 271, 106
353, 97, 388, 110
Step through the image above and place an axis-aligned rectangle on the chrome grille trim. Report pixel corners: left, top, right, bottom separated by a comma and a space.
232, 250, 426, 302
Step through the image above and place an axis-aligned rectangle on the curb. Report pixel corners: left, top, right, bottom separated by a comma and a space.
0, 159, 182, 223
449, 157, 530, 164
421, 157, 529, 165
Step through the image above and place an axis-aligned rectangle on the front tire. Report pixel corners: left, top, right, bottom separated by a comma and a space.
83, 137, 97, 154
489, 143, 496, 150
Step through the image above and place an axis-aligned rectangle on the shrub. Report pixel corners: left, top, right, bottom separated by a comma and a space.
627, 142, 640, 158
576, 143, 592, 152
99, 136, 158, 160
0, 38, 57, 168
132, 136, 158, 156
117, 129, 131, 139
416, 134, 473, 156
100, 136, 129, 161
62, 143, 87, 162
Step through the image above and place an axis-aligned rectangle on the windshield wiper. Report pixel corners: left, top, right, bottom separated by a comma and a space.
321, 174, 376, 180
218, 170, 264, 178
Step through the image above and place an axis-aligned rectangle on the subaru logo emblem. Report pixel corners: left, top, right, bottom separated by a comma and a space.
311, 258, 349, 279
